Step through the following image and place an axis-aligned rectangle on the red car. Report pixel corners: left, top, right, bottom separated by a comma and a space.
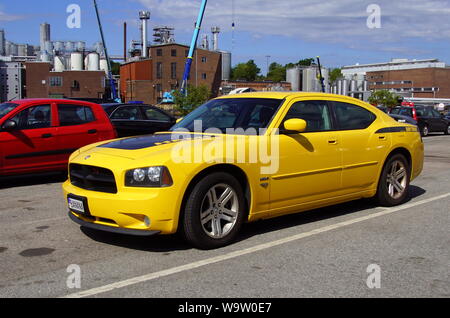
0, 99, 116, 176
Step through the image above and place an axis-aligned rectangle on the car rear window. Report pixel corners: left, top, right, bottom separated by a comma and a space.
0, 102, 19, 120
58, 104, 95, 126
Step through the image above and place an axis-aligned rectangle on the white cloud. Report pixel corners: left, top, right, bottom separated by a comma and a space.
135, 0, 450, 46
0, 10, 24, 22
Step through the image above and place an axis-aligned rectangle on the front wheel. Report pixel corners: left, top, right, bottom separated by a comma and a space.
181, 172, 246, 249
376, 154, 410, 207
444, 125, 450, 135
420, 125, 429, 137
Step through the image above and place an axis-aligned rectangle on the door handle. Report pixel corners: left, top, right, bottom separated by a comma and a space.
379, 135, 387, 140
87, 129, 98, 134
41, 133, 53, 138
328, 139, 338, 145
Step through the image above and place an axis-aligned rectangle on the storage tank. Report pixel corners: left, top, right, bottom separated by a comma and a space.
54, 55, 65, 72
286, 67, 301, 91
44, 41, 53, 54
65, 41, 74, 52
220, 51, 231, 81
54, 41, 65, 52
70, 52, 83, 70
40, 52, 51, 62
100, 58, 109, 74
341, 79, 349, 96
76, 41, 86, 52
350, 80, 357, 92
337, 79, 343, 95
17, 44, 27, 56
87, 52, 100, 71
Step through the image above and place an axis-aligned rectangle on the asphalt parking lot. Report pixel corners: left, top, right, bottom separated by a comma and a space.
0, 134, 449, 298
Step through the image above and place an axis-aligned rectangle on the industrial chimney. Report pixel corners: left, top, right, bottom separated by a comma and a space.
139, 11, 151, 58
40, 23, 51, 53
211, 26, 220, 51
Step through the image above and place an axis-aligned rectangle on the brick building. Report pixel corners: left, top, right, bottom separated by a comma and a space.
25, 62, 106, 99
367, 67, 450, 98
120, 43, 222, 104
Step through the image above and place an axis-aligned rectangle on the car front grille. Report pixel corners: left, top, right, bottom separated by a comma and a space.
69, 164, 117, 194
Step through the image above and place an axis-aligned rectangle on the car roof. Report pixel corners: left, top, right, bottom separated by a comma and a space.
214, 91, 368, 104
9, 98, 100, 106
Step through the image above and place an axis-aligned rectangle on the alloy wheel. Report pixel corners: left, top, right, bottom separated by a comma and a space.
200, 183, 239, 239
386, 160, 407, 199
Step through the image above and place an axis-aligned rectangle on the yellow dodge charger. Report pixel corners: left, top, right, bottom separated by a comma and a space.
63, 92, 424, 249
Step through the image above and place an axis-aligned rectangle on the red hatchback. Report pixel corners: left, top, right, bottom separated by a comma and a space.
0, 99, 116, 176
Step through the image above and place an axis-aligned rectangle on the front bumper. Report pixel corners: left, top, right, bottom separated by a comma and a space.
68, 211, 160, 236
63, 180, 181, 235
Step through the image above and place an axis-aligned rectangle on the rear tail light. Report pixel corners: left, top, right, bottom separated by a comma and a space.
412, 108, 418, 121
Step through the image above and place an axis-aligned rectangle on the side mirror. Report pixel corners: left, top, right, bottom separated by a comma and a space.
176, 117, 184, 124
283, 118, 307, 134
1, 120, 17, 131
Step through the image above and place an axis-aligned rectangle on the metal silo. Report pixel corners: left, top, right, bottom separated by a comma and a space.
87, 52, 100, 71
286, 67, 301, 91
54, 41, 65, 52
40, 23, 51, 54
65, 41, 74, 52
337, 80, 343, 95
54, 55, 66, 72
342, 79, 349, 96
70, 52, 83, 70
100, 58, 109, 74
220, 51, 231, 81
76, 41, 86, 52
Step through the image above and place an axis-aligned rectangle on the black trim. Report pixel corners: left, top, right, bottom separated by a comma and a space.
375, 127, 407, 134
99, 133, 196, 150
5, 148, 78, 159
68, 211, 161, 237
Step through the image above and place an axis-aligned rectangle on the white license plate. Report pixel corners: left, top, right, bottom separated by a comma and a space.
68, 198, 85, 213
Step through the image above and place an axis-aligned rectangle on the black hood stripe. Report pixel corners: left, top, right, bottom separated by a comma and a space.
98, 133, 207, 150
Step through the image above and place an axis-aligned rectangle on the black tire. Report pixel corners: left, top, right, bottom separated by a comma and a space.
444, 125, 450, 135
420, 124, 429, 137
376, 154, 410, 207
181, 172, 246, 249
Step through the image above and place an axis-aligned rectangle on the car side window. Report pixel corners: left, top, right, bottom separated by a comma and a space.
144, 107, 171, 122
10, 104, 52, 130
57, 104, 95, 126
400, 108, 413, 117
331, 101, 375, 130
431, 109, 441, 118
282, 100, 332, 132
111, 106, 143, 121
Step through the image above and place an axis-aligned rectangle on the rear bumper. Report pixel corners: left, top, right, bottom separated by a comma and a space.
68, 211, 160, 236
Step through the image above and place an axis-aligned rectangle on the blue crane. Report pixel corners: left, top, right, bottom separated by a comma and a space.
93, 0, 121, 102
180, 0, 208, 95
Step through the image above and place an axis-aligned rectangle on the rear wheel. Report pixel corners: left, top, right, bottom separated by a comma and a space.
420, 125, 429, 137
376, 154, 410, 207
181, 172, 246, 249
444, 125, 450, 135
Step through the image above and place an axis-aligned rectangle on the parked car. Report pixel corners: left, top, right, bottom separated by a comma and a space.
0, 99, 116, 176
390, 105, 450, 136
101, 103, 176, 137
63, 92, 424, 249
388, 113, 417, 126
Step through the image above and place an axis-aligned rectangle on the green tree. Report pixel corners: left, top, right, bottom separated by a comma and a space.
111, 61, 121, 76
329, 68, 343, 85
231, 60, 261, 81
368, 90, 399, 108
266, 62, 286, 82
297, 58, 315, 66
173, 84, 211, 116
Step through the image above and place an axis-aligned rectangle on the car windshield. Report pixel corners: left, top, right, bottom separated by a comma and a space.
0, 103, 19, 120
170, 98, 283, 134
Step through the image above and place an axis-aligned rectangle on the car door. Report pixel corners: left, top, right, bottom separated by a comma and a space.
142, 106, 175, 133
329, 100, 388, 192
269, 99, 342, 213
0, 103, 58, 175
430, 108, 446, 132
53, 103, 102, 165
110, 105, 146, 137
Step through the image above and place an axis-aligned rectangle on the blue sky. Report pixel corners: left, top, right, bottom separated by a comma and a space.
1, 0, 450, 74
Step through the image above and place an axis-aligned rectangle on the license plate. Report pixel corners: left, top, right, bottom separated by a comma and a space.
68, 197, 85, 214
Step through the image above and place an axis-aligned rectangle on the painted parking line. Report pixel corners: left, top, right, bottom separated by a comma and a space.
62, 192, 450, 298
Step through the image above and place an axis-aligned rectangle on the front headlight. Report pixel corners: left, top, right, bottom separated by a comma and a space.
125, 166, 173, 187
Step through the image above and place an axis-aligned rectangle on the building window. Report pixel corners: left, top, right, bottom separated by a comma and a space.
171, 49, 177, 57
49, 76, 63, 87
156, 49, 163, 57
201, 73, 207, 80
171, 62, 177, 79
156, 62, 163, 79
201, 56, 207, 63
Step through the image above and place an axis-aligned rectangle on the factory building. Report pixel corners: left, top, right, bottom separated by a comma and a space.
0, 57, 25, 102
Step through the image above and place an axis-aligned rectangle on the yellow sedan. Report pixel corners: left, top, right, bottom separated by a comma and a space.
62, 92, 424, 249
